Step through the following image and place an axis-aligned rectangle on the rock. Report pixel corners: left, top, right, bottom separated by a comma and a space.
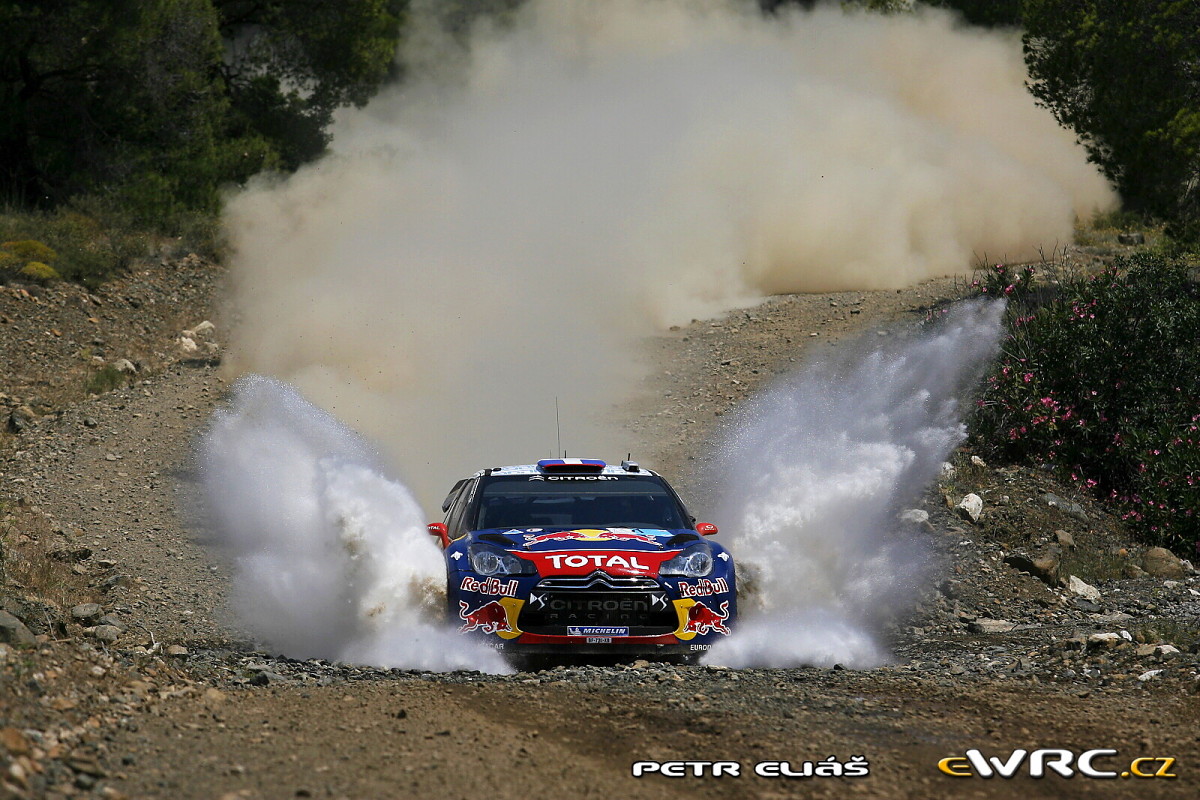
968, 618, 1016, 634
66, 751, 106, 777
1156, 644, 1181, 657
249, 670, 286, 686
1142, 547, 1185, 579
955, 493, 983, 523
1067, 575, 1101, 602
0, 727, 31, 756
1003, 550, 1060, 586
1123, 564, 1147, 579
100, 574, 132, 591
939, 579, 964, 600
1117, 231, 1145, 245
88, 625, 121, 643
177, 336, 199, 355
166, 645, 189, 657
3, 597, 64, 636
112, 358, 137, 374
1137, 669, 1163, 682
899, 509, 933, 532
50, 546, 93, 562
0, 611, 36, 646
192, 320, 216, 337
6, 404, 37, 433
1042, 493, 1088, 520
70, 602, 102, 624
939, 462, 956, 479
1054, 530, 1075, 550
1087, 632, 1122, 649
970, 455, 987, 467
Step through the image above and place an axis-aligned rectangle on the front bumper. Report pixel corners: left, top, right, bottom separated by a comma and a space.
450, 570, 736, 656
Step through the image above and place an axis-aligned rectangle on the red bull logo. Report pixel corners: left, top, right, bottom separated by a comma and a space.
459, 600, 512, 634
677, 577, 730, 598
684, 601, 731, 636
459, 576, 518, 597
522, 528, 664, 547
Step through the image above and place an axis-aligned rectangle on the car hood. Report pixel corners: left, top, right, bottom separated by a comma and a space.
468, 526, 698, 552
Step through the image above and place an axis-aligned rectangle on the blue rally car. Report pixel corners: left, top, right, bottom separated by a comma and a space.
428, 458, 736, 661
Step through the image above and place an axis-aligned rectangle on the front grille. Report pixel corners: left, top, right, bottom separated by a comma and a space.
519, 571, 677, 635
536, 573, 660, 592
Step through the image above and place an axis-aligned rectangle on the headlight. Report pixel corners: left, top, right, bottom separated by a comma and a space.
659, 543, 713, 577
468, 543, 534, 576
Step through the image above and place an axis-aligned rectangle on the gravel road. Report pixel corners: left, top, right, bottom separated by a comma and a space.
2, 262, 1197, 799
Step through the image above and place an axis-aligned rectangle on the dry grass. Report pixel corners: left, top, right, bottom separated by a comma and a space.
1058, 547, 1129, 583
1132, 620, 1200, 652
0, 501, 97, 611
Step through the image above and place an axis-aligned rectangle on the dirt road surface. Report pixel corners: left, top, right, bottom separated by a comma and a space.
2, 262, 1197, 799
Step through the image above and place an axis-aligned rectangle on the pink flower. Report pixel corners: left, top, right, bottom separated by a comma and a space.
1022, 373, 1033, 383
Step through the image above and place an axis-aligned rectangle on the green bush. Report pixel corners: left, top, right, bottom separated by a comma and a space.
1, 239, 58, 264
970, 254, 1200, 552
85, 365, 126, 395
19, 261, 60, 283
0, 208, 151, 287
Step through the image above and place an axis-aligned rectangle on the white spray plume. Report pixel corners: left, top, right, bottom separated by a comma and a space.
221, 0, 1113, 506
704, 300, 1005, 668
195, 375, 511, 673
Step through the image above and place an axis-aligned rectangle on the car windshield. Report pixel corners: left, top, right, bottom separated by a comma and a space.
471, 475, 690, 531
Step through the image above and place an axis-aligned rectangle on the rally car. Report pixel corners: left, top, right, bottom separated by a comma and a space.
428, 458, 736, 661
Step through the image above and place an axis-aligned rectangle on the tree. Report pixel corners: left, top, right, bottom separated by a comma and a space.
0, 0, 259, 220
1022, 1, 1200, 239
214, 0, 406, 171
0, 0, 406, 226
923, 0, 1023, 27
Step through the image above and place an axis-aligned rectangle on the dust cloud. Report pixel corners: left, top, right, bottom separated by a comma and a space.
704, 300, 1005, 668
220, 0, 1113, 505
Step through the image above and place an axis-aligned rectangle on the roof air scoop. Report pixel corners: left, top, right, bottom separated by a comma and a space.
537, 458, 606, 473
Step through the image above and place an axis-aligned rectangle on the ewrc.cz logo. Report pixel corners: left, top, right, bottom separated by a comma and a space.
938, 749, 1178, 779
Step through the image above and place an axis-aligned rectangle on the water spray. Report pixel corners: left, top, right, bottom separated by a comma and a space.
704, 300, 1005, 668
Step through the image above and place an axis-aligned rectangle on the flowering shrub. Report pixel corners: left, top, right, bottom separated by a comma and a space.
970, 254, 1200, 552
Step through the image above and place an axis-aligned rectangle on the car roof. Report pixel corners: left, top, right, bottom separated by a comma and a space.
469, 460, 661, 478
